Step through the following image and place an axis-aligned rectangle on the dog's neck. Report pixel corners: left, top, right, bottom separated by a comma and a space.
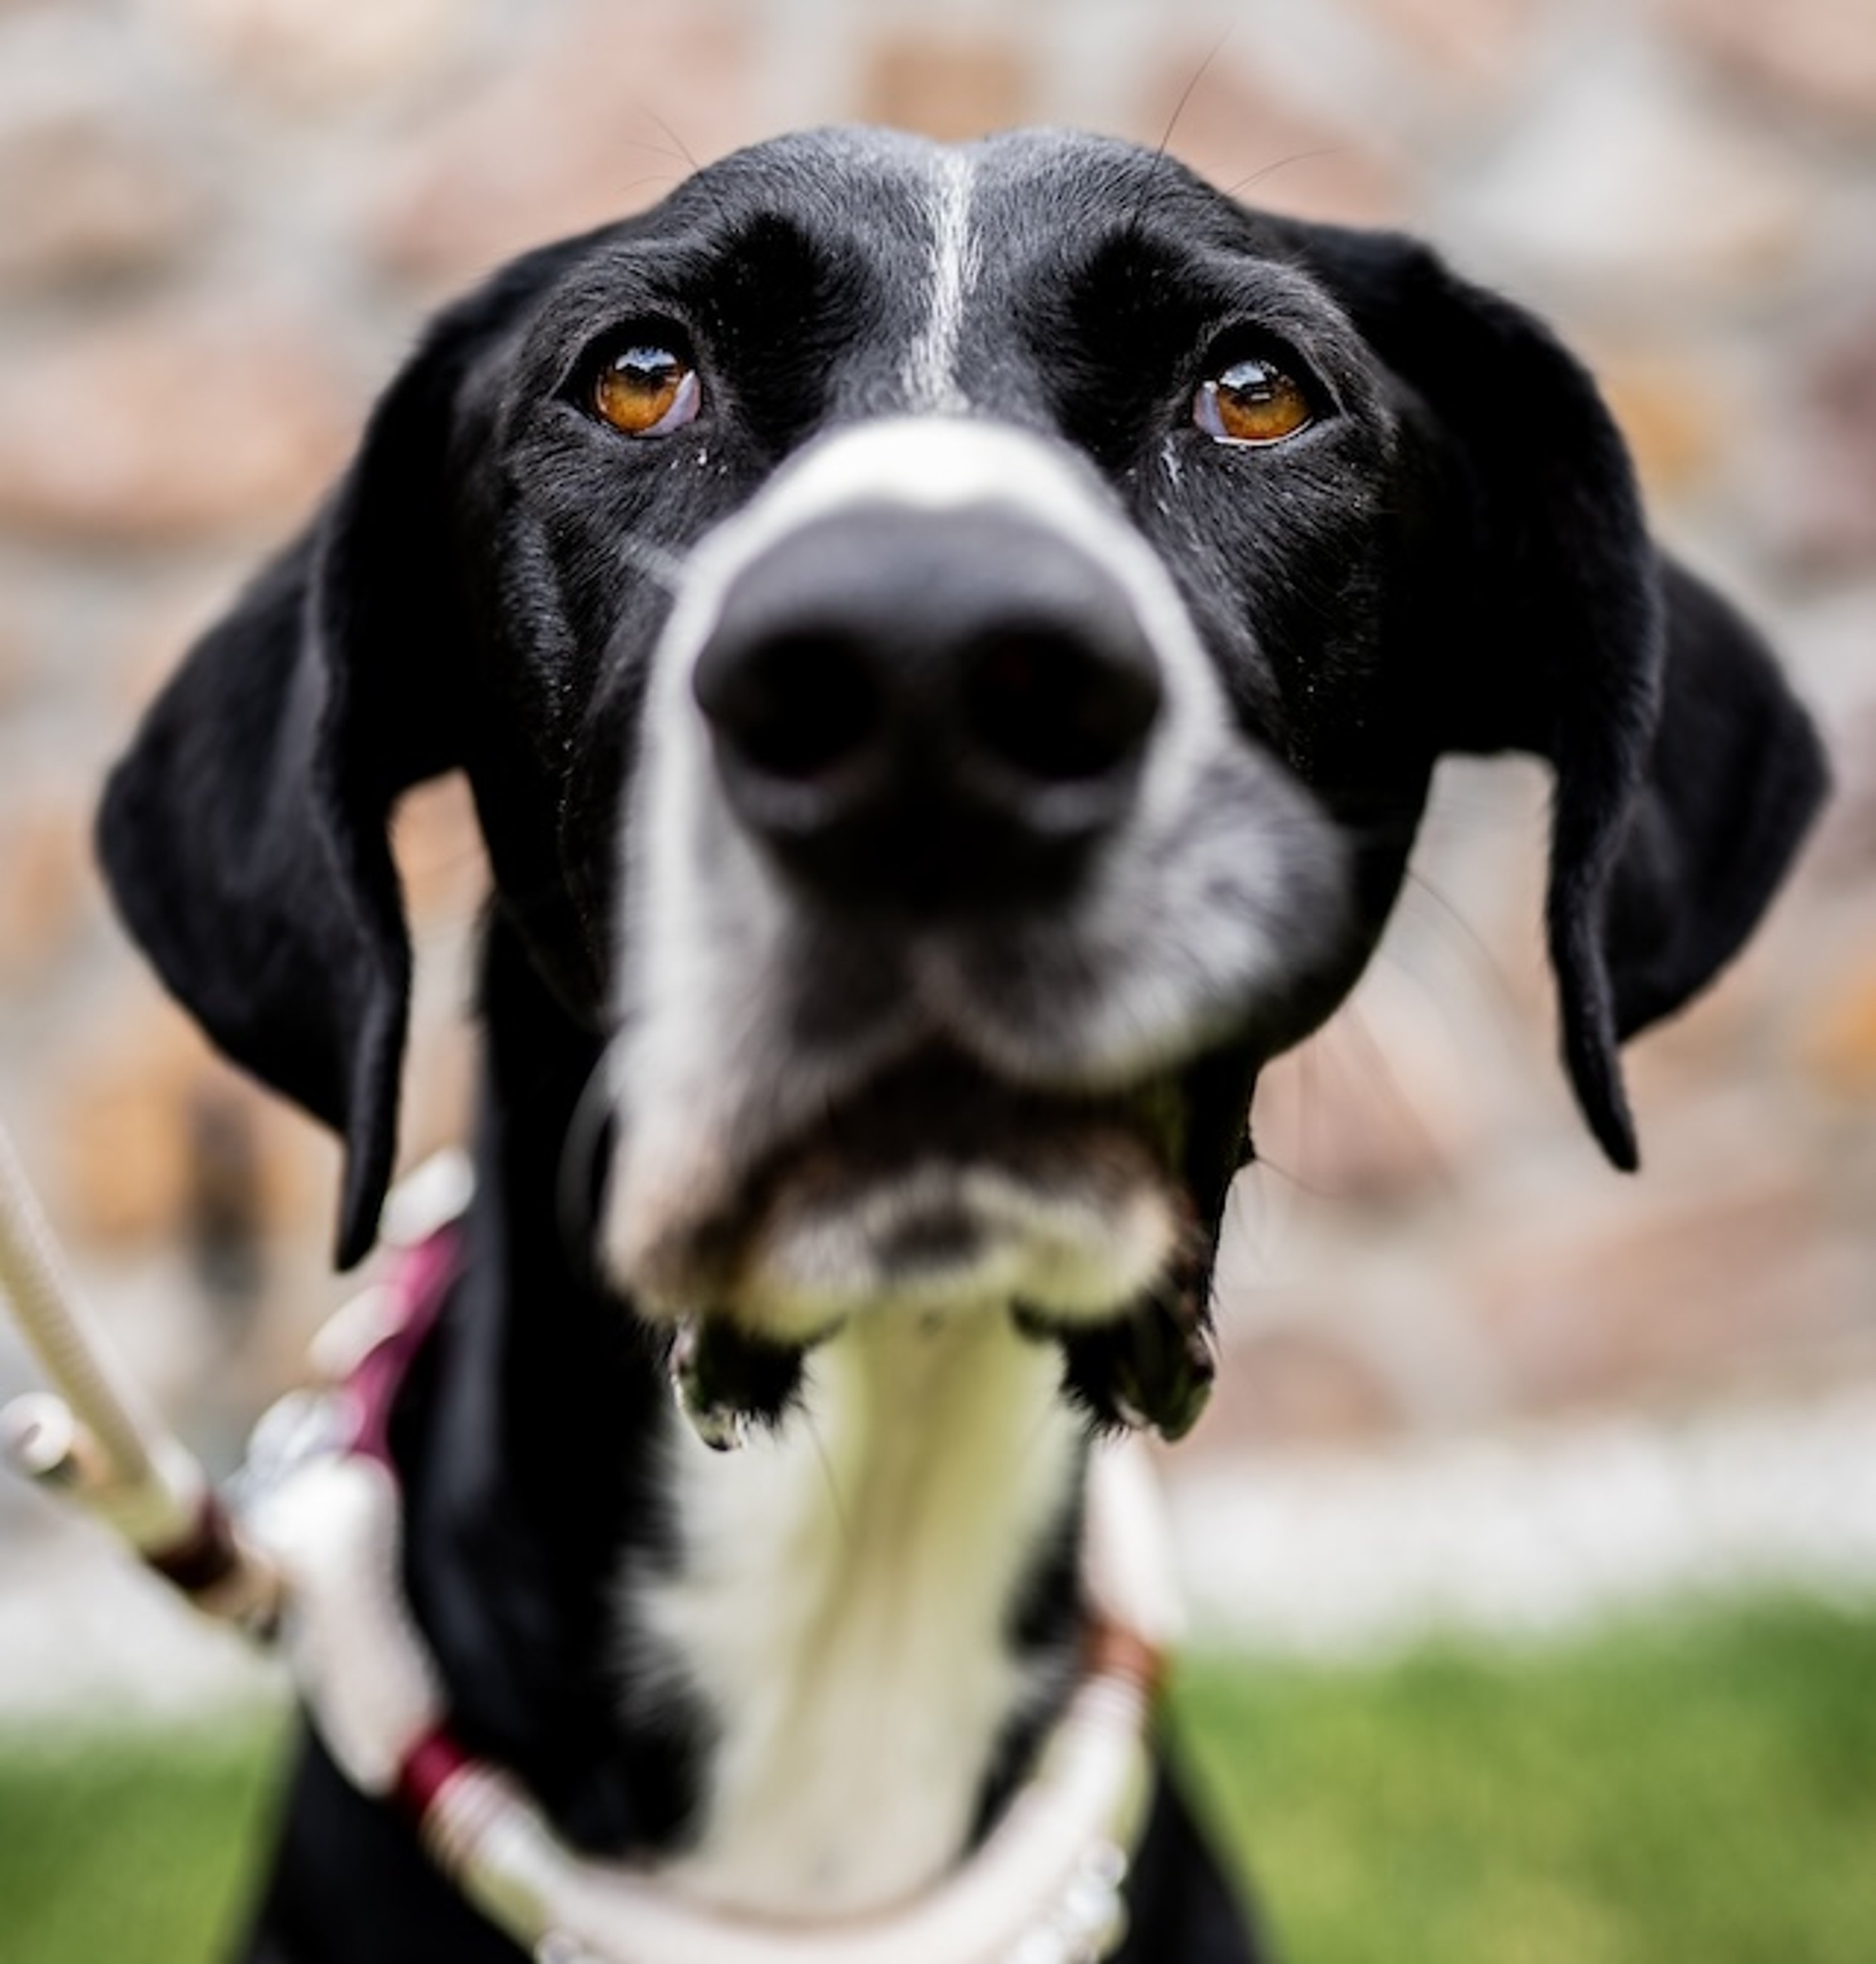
634, 1306, 1087, 1918
396, 919, 1090, 1899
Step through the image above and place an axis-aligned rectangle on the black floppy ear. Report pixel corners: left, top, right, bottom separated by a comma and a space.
1281, 222, 1828, 1165
98, 303, 497, 1268
1599, 559, 1828, 1043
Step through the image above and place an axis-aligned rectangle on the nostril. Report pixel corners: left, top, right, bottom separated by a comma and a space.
962, 629, 1162, 784
695, 632, 881, 782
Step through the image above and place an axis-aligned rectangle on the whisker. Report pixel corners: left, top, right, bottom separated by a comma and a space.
1017, 1365, 1069, 1469
1298, 1034, 1318, 1207
1153, 27, 1231, 166
1399, 866, 1523, 1013
1335, 999, 1456, 1193
801, 1403, 854, 1550
1129, 27, 1234, 230
602, 171, 691, 216
1241, 1146, 1337, 1202
633, 101, 701, 175
603, 136, 702, 171
1223, 147, 1353, 201
401, 838, 487, 884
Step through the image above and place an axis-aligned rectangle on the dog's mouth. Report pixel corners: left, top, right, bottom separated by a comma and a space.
613, 1044, 1191, 1336
603, 1043, 1221, 1450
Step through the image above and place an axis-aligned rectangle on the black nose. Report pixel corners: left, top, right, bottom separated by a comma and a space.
692, 507, 1163, 911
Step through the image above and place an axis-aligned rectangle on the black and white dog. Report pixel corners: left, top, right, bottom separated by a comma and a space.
98, 129, 1825, 1961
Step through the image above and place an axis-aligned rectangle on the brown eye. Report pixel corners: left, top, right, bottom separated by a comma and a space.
593, 344, 700, 437
1194, 356, 1313, 445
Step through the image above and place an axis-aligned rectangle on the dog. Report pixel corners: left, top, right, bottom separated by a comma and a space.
96, 128, 1825, 1961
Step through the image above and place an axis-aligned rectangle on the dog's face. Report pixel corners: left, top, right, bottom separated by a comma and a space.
97, 130, 1825, 1394
558, 133, 1423, 1342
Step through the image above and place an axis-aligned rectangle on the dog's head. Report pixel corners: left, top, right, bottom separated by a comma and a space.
98, 129, 1825, 1410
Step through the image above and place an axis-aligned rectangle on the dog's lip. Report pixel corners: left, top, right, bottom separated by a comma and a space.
755, 1045, 1189, 1248
745, 1043, 1189, 1187
616, 1041, 1190, 1319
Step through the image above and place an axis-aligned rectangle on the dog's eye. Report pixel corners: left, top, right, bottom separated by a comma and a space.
1194, 357, 1313, 446
593, 345, 700, 437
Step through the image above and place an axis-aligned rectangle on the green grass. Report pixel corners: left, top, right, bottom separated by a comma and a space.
0, 1714, 286, 1963
2, 1597, 1873, 1961
1169, 1597, 1876, 1964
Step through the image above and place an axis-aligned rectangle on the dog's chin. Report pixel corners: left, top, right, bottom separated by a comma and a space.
603, 1049, 1189, 1345
728, 1148, 1181, 1340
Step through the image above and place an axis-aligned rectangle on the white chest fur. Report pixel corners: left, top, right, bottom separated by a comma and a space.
623, 1310, 1084, 1920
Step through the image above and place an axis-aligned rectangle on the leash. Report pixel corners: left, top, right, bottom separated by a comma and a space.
0, 1120, 282, 1626
0, 1122, 1174, 1964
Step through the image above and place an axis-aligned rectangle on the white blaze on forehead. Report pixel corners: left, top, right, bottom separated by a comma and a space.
902, 149, 980, 413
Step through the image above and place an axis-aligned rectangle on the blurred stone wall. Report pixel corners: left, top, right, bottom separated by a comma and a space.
0, 0, 1872, 1450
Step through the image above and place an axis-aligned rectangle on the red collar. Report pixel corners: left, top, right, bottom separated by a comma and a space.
333, 1223, 464, 1467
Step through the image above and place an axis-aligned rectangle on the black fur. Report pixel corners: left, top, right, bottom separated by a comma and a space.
96, 131, 1825, 1962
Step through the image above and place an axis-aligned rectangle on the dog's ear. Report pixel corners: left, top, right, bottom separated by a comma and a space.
98, 291, 517, 1268
1559, 555, 1828, 1161
1281, 221, 1828, 1166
